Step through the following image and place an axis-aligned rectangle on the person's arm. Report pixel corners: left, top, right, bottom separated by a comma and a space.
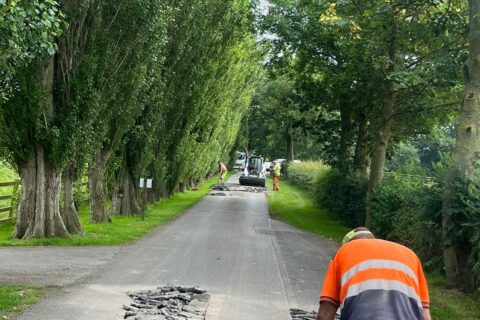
316, 301, 337, 320
423, 308, 431, 320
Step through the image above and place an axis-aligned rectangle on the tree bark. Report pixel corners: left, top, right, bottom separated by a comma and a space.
61, 167, 83, 234
365, 81, 395, 228
442, 0, 480, 292
365, 16, 397, 227
13, 146, 70, 239
111, 164, 141, 216
354, 108, 371, 179
338, 104, 354, 172
286, 128, 294, 162
88, 150, 110, 223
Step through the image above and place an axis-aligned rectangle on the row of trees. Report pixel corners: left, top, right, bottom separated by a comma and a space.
252, 0, 478, 291
0, 1, 260, 238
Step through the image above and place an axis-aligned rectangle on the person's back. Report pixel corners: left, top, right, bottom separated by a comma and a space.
319, 238, 430, 320
272, 162, 281, 176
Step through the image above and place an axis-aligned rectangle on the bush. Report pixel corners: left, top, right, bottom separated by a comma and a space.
314, 170, 367, 228
444, 168, 480, 287
286, 161, 330, 195
286, 162, 367, 228
368, 173, 444, 270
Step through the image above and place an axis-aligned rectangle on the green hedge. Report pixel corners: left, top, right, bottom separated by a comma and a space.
369, 173, 444, 271
286, 162, 367, 228
286, 161, 330, 194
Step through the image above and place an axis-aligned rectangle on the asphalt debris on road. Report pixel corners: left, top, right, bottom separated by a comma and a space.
209, 192, 228, 197
290, 308, 317, 320
124, 286, 209, 320
209, 183, 267, 195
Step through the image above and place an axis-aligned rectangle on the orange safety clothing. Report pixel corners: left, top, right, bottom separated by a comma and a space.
320, 238, 429, 320
273, 175, 280, 191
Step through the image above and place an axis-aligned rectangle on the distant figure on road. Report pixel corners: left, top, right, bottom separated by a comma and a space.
272, 160, 281, 191
218, 161, 228, 186
316, 227, 431, 320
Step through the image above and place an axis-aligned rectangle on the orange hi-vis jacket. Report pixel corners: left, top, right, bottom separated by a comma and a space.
320, 239, 429, 320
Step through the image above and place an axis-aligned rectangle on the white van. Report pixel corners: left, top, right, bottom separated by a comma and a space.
233, 152, 247, 170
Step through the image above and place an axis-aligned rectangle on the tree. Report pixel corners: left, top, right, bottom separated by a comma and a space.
85, 0, 168, 223
442, 0, 479, 292
0, 0, 63, 101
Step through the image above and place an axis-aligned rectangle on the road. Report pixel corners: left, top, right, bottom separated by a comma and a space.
1, 174, 338, 320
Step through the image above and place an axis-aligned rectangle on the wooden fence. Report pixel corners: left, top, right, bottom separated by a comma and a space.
383, 172, 436, 186
0, 180, 20, 223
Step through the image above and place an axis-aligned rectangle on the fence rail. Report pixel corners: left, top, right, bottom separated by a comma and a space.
0, 180, 20, 223
383, 172, 436, 186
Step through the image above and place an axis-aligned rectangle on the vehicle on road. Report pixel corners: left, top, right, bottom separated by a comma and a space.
239, 155, 266, 187
263, 161, 272, 172
233, 151, 247, 170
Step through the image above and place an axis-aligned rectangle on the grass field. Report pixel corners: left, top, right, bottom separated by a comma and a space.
0, 177, 218, 246
266, 176, 480, 320
0, 286, 43, 320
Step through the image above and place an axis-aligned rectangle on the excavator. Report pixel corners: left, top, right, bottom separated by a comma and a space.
239, 155, 266, 187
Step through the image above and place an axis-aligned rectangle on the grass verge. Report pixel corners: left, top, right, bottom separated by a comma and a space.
428, 275, 480, 320
266, 176, 480, 320
0, 177, 217, 246
266, 177, 349, 242
0, 286, 43, 319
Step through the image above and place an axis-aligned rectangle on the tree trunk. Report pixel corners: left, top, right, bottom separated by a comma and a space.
338, 105, 354, 172
61, 167, 83, 234
365, 82, 395, 228
442, 0, 480, 291
111, 164, 141, 216
88, 150, 110, 223
354, 109, 370, 179
178, 182, 186, 193
13, 146, 70, 239
365, 14, 397, 228
286, 128, 294, 162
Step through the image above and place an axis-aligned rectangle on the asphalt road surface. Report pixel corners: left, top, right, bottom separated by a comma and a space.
2, 174, 338, 320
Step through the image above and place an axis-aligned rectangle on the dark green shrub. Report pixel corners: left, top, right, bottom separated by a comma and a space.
444, 169, 480, 287
368, 173, 444, 270
314, 170, 367, 228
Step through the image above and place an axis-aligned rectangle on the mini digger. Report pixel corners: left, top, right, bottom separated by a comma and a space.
239, 155, 266, 187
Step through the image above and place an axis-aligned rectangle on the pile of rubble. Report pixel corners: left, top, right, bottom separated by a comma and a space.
290, 308, 317, 320
124, 286, 209, 320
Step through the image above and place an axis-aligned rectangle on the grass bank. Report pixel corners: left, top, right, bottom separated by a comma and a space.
0, 177, 217, 246
266, 177, 348, 242
0, 286, 43, 319
266, 176, 480, 320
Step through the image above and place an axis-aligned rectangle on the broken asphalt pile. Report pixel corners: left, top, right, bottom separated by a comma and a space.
124, 286, 209, 320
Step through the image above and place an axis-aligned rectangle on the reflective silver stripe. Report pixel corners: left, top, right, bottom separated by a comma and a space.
340, 279, 423, 310
341, 259, 418, 287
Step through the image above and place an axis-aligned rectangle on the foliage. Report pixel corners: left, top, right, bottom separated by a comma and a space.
315, 169, 367, 228
443, 167, 480, 285
369, 171, 444, 270
286, 161, 330, 195
285, 161, 366, 228
0, 0, 64, 101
